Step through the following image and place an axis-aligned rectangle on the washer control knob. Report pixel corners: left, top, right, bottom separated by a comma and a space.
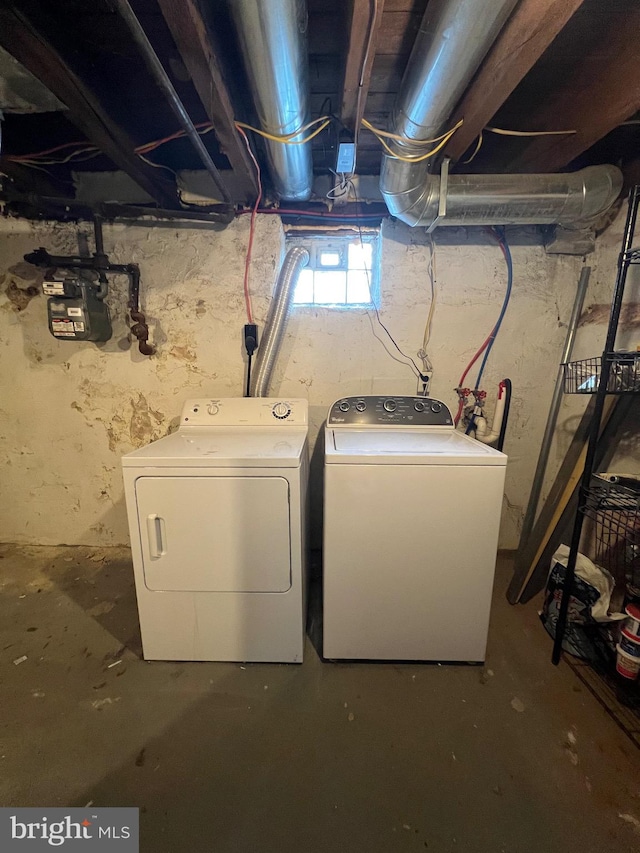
272, 402, 291, 419
414, 400, 425, 413
207, 402, 219, 415
383, 398, 397, 413
339, 400, 351, 412
355, 400, 367, 412
431, 401, 443, 414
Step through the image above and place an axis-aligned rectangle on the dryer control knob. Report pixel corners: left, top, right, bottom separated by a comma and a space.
272, 402, 291, 419
431, 401, 442, 413
339, 401, 351, 412
383, 398, 397, 413
355, 400, 367, 412
207, 403, 219, 415
414, 400, 425, 412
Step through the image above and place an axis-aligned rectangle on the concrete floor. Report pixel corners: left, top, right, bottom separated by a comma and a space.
1, 545, 639, 852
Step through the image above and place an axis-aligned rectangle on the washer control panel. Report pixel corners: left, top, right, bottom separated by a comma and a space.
180, 398, 308, 426
328, 396, 453, 426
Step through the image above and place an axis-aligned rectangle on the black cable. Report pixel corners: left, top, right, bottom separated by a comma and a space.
372, 304, 421, 375
245, 353, 252, 398
243, 323, 257, 396
353, 186, 421, 378
497, 378, 511, 453
319, 100, 343, 150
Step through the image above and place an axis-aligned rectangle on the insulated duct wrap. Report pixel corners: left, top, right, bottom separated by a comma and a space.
252, 247, 309, 398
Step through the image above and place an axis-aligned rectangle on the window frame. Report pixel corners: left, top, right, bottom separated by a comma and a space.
285, 231, 381, 309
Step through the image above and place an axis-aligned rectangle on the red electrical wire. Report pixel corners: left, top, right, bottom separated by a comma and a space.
6, 122, 214, 163
235, 208, 383, 219
237, 127, 262, 325
5, 140, 95, 160
135, 122, 212, 155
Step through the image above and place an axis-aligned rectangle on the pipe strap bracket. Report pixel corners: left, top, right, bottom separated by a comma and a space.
426, 158, 450, 233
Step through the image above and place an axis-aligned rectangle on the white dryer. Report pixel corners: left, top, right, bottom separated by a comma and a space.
323, 396, 507, 662
122, 398, 309, 663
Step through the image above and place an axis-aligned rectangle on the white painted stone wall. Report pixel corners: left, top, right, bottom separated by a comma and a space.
0, 210, 635, 550
540, 207, 640, 524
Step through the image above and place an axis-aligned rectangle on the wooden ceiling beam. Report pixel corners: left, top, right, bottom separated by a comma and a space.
0, 4, 179, 208
506, 6, 640, 172
156, 0, 258, 204
445, 0, 586, 163
341, 0, 386, 136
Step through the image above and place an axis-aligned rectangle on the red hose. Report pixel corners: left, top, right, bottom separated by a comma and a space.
453, 330, 494, 425
454, 228, 512, 426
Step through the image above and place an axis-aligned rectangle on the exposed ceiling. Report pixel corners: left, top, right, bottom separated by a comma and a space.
0, 0, 638, 216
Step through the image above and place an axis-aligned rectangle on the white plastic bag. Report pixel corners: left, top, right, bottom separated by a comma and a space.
551, 544, 625, 623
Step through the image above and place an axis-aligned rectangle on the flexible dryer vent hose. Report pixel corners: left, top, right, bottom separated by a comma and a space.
252, 246, 309, 397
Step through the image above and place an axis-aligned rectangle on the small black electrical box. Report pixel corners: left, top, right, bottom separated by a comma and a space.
43, 275, 112, 342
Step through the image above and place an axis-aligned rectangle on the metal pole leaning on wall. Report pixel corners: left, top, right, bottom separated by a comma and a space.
507, 265, 591, 604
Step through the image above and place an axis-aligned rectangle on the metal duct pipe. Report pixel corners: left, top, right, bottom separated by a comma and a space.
252, 247, 309, 397
391, 0, 518, 154
382, 164, 624, 228
380, 0, 622, 227
228, 0, 313, 201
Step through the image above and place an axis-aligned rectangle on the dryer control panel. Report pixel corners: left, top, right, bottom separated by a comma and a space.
180, 398, 308, 427
328, 396, 453, 426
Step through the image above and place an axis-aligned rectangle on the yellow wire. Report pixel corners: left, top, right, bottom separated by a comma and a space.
371, 123, 462, 163
234, 117, 331, 145
486, 126, 576, 137
17, 146, 98, 166
462, 126, 577, 164
360, 117, 463, 146
361, 119, 575, 163
462, 131, 484, 165
137, 153, 178, 179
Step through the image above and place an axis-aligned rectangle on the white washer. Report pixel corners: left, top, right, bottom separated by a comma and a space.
323, 395, 507, 662
122, 397, 309, 663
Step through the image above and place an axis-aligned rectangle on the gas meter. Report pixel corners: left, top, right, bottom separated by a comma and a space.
43, 273, 112, 342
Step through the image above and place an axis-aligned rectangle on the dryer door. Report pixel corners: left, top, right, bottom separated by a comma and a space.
135, 476, 291, 592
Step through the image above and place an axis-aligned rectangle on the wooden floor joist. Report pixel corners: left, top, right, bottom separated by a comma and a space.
341, 0, 386, 136
446, 0, 586, 163
507, 5, 640, 172
0, 4, 179, 208
157, 0, 258, 204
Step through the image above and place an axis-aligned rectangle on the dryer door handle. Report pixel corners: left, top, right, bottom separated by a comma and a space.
146, 514, 167, 559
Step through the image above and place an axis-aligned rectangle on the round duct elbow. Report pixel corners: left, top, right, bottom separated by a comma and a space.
560, 164, 623, 226
379, 157, 437, 228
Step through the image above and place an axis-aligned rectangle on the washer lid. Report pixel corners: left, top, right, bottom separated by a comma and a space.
326, 428, 507, 465
122, 427, 307, 468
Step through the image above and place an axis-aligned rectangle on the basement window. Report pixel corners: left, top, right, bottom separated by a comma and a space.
287, 232, 380, 307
